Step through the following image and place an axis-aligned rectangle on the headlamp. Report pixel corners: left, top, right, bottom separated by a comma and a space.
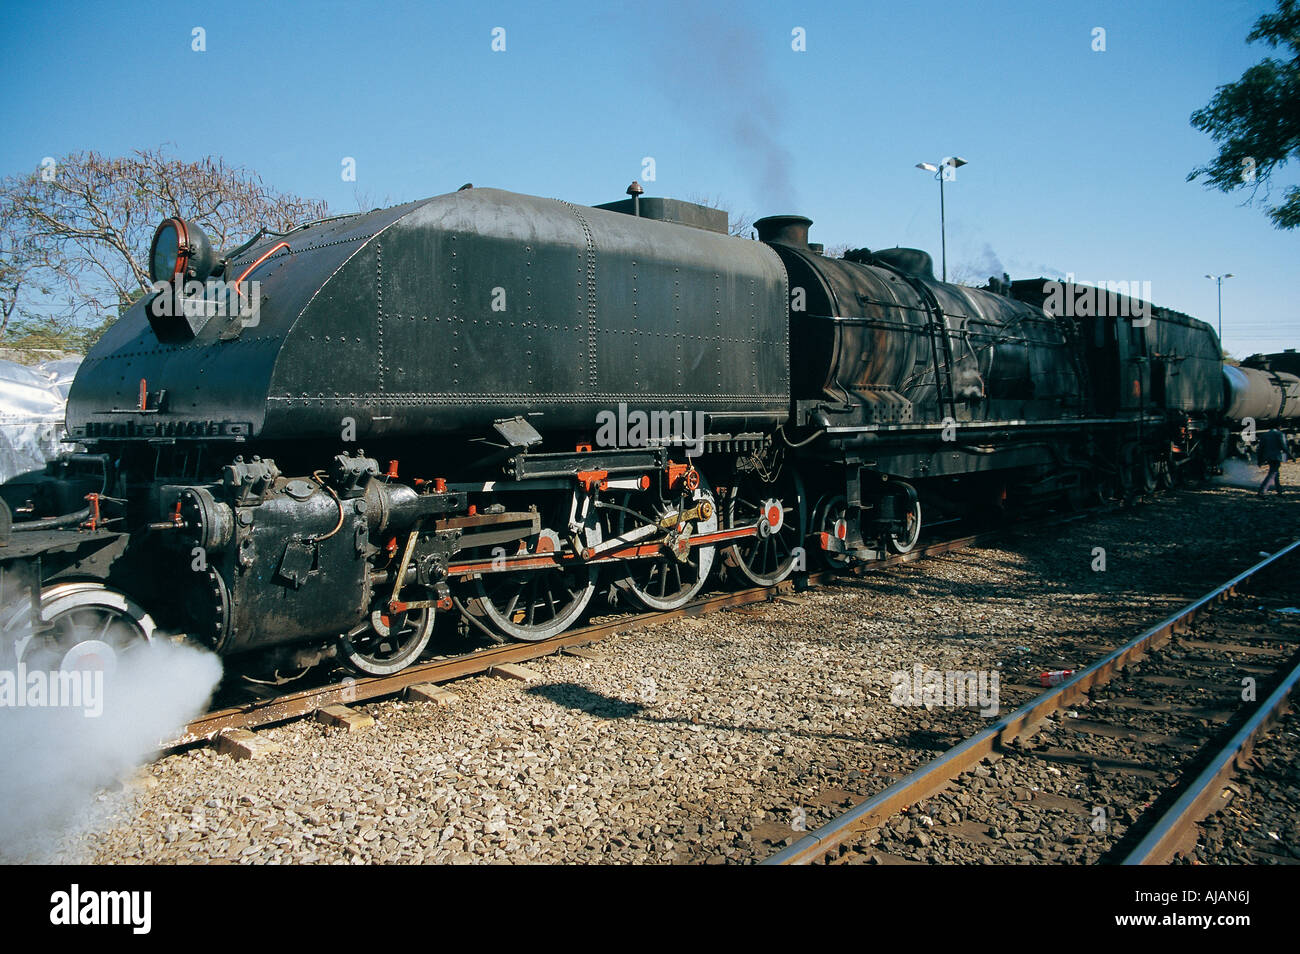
148, 217, 216, 284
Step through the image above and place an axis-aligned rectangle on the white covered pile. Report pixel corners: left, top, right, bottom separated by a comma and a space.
0, 357, 82, 482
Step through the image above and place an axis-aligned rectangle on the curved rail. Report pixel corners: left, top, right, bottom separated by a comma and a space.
763, 537, 1300, 865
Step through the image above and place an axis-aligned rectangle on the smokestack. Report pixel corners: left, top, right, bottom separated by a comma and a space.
754, 214, 812, 247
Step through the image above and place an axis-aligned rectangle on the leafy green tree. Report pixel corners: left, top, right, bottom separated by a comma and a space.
1187, 0, 1300, 228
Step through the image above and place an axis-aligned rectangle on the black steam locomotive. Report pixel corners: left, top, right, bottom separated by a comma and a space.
0, 187, 1238, 677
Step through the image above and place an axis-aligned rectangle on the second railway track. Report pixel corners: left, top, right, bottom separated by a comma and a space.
764, 539, 1300, 865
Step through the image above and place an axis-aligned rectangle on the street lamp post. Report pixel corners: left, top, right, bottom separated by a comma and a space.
1205, 273, 1233, 343
915, 156, 967, 281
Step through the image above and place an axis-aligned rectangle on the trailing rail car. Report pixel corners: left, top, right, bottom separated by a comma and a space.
1224, 352, 1300, 456
0, 186, 1232, 679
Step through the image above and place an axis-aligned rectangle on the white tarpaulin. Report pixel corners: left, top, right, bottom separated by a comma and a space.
0, 357, 82, 482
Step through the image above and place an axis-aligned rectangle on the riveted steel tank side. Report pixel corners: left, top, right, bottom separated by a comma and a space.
263, 187, 790, 441
67, 188, 791, 447
65, 201, 428, 443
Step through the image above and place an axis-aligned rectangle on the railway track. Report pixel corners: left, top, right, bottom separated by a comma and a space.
1123, 649, 1300, 864
763, 538, 1300, 865
167, 510, 1096, 749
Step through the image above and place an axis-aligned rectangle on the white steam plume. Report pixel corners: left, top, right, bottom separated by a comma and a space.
0, 635, 222, 861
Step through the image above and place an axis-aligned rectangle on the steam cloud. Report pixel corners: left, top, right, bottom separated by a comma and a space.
653, 13, 798, 209
0, 637, 222, 861
1214, 457, 1270, 491
969, 243, 1005, 281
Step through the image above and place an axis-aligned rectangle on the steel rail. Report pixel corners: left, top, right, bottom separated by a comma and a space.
167, 583, 772, 747
1122, 654, 1300, 865
762, 537, 1300, 865
166, 515, 1076, 749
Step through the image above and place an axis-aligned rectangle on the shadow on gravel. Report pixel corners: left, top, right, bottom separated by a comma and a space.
528, 682, 891, 745
829, 484, 1300, 612
526, 683, 645, 719
873, 728, 972, 753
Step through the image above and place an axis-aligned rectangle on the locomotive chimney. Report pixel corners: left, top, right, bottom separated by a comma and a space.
626, 180, 644, 217
755, 214, 813, 247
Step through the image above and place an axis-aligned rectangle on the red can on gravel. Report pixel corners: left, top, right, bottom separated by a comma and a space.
1039, 669, 1075, 687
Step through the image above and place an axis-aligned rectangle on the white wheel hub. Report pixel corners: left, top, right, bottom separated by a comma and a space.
757, 498, 784, 537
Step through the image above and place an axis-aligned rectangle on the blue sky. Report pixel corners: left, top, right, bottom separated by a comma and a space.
1, 0, 1295, 356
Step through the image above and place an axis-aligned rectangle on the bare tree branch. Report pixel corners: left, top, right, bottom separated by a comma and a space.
683, 193, 756, 237
0, 146, 330, 350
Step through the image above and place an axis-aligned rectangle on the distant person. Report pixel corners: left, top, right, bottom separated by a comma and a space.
1257, 428, 1287, 495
